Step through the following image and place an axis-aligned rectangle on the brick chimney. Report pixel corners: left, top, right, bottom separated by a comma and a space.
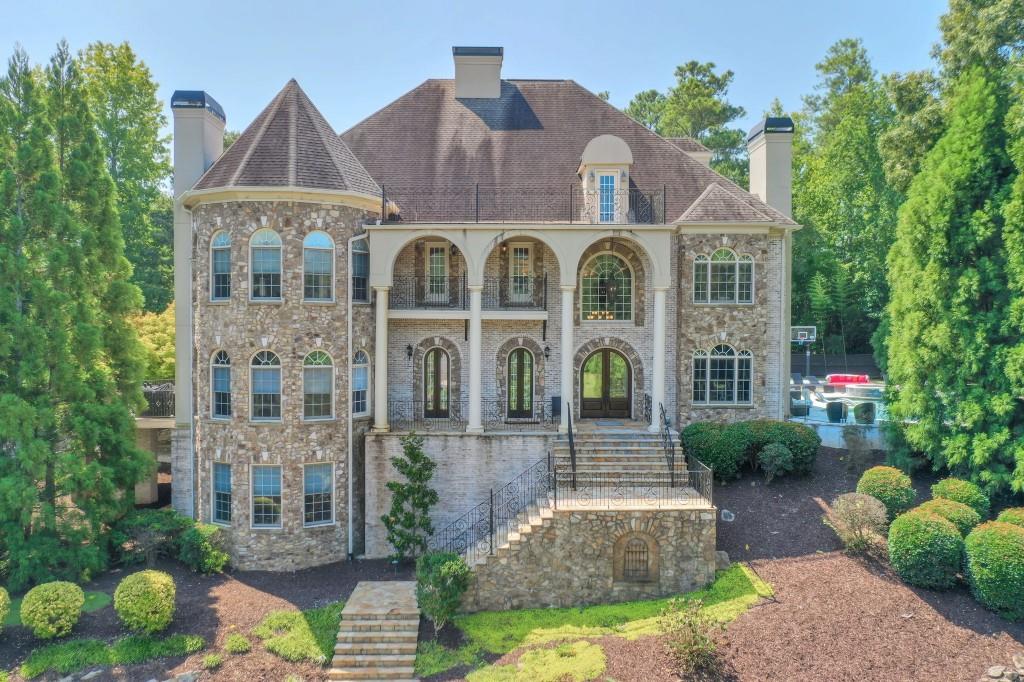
747, 117, 794, 219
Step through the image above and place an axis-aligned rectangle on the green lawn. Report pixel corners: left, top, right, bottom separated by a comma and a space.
3, 591, 111, 627
252, 600, 344, 665
415, 563, 773, 678
19, 634, 205, 679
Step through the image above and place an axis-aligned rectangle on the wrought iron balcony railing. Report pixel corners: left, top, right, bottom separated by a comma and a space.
390, 275, 549, 312
380, 185, 667, 224
482, 275, 547, 311
387, 399, 554, 433
141, 381, 175, 418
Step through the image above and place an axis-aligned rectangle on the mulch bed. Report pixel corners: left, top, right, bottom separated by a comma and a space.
1, 558, 413, 681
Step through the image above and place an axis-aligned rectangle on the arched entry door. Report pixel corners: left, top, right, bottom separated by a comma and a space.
580, 348, 631, 418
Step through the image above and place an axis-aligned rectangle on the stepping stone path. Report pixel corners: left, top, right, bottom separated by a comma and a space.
329, 580, 420, 681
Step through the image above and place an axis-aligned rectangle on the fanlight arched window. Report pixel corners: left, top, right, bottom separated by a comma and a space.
303, 231, 334, 302
692, 345, 752, 405
581, 254, 632, 321
693, 249, 753, 304
211, 232, 231, 301
250, 229, 282, 300
351, 239, 369, 303
211, 350, 231, 418
352, 350, 370, 417
303, 351, 333, 419
250, 351, 282, 420
507, 348, 534, 418
423, 347, 450, 418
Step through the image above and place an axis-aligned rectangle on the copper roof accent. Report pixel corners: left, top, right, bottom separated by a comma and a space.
665, 137, 711, 153
194, 79, 380, 197
677, 183, 774, 223
340, 79, 793, 225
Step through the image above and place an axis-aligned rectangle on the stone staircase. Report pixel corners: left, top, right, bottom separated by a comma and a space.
329, 581, 420, 681
552, 430, 682, 475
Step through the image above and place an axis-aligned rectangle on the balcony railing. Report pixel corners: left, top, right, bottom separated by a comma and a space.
141, 381, 175, 418
381, 185, 667, 224
390, 275, 549, 312
388, 399, 555, 432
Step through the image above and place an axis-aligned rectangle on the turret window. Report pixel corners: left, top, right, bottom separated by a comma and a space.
250, 229, 282, 300
303, 231, 334, 301
251, 351, 282, 420
303, 351, 334, 420
211, 232, 231, 300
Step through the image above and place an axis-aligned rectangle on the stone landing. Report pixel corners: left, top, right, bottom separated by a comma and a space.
330, 581, 419, 681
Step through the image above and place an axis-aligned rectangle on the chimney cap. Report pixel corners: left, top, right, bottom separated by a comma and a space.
171, 90, 226, 122
452, 46, 503, 57
747, 116, 793, 142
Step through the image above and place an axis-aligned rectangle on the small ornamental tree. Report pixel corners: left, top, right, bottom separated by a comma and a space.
416, 551, 471, 632
381, 433, 438, 561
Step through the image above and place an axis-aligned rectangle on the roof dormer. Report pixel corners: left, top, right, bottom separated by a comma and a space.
579, 135, 632, 224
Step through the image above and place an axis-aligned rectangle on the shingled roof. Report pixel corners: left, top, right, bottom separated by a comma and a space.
340, 79, 792, 225
666, 137, 711, 153
194, 80, 380, 197
677, 183, 774, 223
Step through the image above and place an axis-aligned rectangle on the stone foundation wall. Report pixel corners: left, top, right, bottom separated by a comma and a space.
461, 507, 717, 612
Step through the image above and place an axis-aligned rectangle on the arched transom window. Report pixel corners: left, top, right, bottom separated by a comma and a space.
352, 350, 370, 417
211, 350, 231, 418
693, 249, 753, 304
581, 253, 632, 321
303, 231, 334, 302
250, 351, 282, 420
303, 350, 333, 420
250, 229, 282, 300
692, 345, 752, 405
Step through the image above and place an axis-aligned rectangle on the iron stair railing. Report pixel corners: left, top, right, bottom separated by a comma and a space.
659, 402, 676, 487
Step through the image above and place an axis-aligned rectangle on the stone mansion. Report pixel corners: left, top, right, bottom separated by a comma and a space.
169, 47, 797, 573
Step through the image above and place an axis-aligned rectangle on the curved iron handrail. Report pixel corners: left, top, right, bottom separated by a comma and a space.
659, 403, 676, 487
566, 404, 577, 490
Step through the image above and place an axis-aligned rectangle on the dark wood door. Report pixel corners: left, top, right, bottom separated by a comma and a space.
424, 347, 450, 418
580, 349, 631, 418
507, 348, 533, 418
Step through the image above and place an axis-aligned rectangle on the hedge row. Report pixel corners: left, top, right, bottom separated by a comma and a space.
679, 420, 821, 481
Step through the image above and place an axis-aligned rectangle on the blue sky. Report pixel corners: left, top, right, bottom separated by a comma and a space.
5, 0, 947, 137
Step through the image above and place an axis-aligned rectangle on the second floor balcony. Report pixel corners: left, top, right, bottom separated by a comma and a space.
390, 274, 548, 311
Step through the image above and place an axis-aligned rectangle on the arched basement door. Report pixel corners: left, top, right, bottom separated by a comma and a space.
580, 348, 631, 418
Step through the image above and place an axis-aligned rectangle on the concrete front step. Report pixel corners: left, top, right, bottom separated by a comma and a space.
327, 666, 416, 680
339, 618, 419, 632
337, 630, 418, 644
335, 641, 418, 655
332, 653, 417, 667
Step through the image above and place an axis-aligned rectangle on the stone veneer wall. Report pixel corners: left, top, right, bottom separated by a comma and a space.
363, 433, 553, 558
461, 508, 717, 612
188, 200, 376, 571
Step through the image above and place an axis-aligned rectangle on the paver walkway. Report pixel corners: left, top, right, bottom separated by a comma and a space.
329, 581, 419, 681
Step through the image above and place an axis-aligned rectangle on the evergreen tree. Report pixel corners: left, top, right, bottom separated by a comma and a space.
623, 89, 665, 131
885, 68, 1019, 495
381, 434, 439, 560
0, 44, 148, 589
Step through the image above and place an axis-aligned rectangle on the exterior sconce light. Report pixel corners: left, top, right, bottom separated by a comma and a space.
620, 170, 627, 182
501, 242, 508, 254
450, 243, 459, 257
406, 344, 414, 359
544, 345, 551, 359
588, 171, 595, 182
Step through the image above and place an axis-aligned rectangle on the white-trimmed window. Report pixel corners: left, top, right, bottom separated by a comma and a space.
692, 345, 752, 405
598, 172, 616, 222
252, 464, 282, 528
303, 351, 334, 420
581, 253, 633, 321
211, 231, 231, 300
693, 249, 753, 304
211, 351, 231, 419
352, 350, 370, 417
303, 231, 334, 301
425, 242, 449, 304
509, 243, 533, 304
250, 229, 282, 300
352, 238, 369, 303
303, 463, 333, 526
251, 351, 282, 421
212, 462, 231, 524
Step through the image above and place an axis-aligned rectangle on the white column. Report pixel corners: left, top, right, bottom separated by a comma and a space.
650, 287, 668, 432
468, 286, 483, 432
372, 287, 390, 432
560, 285, 575, 432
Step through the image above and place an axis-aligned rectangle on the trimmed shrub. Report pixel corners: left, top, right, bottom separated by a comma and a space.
0, 586, 9, 632
680, 420, 820, 481
114, 570, 176, 634
856, 466, 916, 519
224, 632, 252, 654
20, 581, 85, 639
931, 478, 991, 519
915, 498, 981, 536
825, 492, 888, 552
757, 443, 794, 483
415, 552, 471, 631
178, 524, 229, 574
964, 521, 1024, 620
680, 423, 742, 481
996, 507, 1024, 528
887, 511, 963, 589
746, 420, 821, 475
110, 509, 194, 566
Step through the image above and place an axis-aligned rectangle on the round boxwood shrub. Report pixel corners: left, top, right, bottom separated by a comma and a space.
178, 523, 229, 574
20, 581, 85, 639
680, 422, 745, 481
915, 498, 981, 536
931, 478, 990, 519
996, 507, 1024, 528
0, 586, 9, 632
887, 511, 963, 589
757, 443, 794, 483
856, 466, 916, 519
964, 521, 1024, 620
114, 570, 176, 634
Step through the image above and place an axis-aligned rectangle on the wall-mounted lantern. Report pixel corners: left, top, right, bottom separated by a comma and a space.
406, 344, 414, 359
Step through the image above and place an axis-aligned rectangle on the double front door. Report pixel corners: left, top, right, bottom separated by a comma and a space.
580, 349, 631, 418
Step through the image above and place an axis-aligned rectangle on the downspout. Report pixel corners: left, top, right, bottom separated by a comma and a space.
346, 234, 357, 560
187, 205, 198, 520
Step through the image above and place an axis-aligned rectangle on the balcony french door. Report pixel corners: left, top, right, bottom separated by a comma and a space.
424, 347, 450, 418
509, 244, 532, 305
426, 244, 449, 306
507, 348, 534, 418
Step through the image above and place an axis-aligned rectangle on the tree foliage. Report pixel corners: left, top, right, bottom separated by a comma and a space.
0, 43, 149, 590
130, 302, 175, 379
381, 434, 439, 560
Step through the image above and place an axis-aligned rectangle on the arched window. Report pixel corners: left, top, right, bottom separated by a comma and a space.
352, 350, 370, 417
581, 254, 632, 321
692, 345, 752, 405
250, 229, 282, 300
250, 351, 281, 420
211, 351, 231, 418
303, 351, 333, 420
693, 249, 753, 304
507, 348, 534, 418
303, 231, 334, 302
424, 347, 450, 418
211, 232, 231, 301
352, 239, 369, 303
